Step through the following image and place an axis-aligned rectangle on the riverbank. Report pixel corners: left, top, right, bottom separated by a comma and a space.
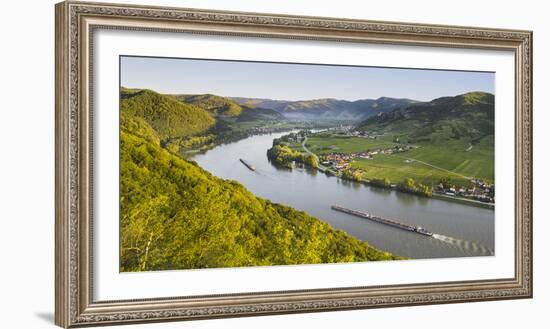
183, 125, 327, 157
431, 193, 495, 209
325, 174, 494, 209
328, 173, 495, 210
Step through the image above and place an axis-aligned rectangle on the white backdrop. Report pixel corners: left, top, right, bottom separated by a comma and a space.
95, 29, 515, 301
0, 0, 546, 328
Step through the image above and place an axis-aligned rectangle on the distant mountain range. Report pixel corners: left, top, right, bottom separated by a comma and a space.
231, 96, 420, 121
121, 88, 494, 146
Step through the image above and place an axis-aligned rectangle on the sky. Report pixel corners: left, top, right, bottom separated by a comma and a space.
120, 56, 495, 102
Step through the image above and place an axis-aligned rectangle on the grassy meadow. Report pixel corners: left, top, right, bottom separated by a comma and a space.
302, 133, 494, 186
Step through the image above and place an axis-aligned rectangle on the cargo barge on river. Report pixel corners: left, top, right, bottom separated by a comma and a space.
331, 205, 434, 237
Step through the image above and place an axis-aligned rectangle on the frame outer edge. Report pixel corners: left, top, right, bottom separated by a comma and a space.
526, 31, 533, 298
55, 1, 70, 328
55, 1, 533, 326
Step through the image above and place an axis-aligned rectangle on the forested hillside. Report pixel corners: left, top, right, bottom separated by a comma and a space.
176, 94, 284, 121
121, 88, 289, 154
121, 89, 215, 140
176, 94, 244, 116
120, 89, 398, 271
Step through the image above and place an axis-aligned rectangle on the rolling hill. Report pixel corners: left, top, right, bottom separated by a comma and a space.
355, 91, 495, 183
175, 94, 284, 121
357, 92, 494, 145
120, 88, 288, 154
120, 88, 215, 140
176, 94, 243, 116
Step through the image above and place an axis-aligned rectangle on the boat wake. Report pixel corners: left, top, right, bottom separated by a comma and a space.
432, 234, 493, 256
252, 168, 278, 180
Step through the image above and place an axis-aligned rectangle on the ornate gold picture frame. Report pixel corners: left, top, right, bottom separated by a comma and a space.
55, 1, 532, 327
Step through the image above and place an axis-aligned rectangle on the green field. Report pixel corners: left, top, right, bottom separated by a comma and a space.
351, 156, 468, 186
303, 133, 494, 186
304, 135, 398, 154
404, 137, 494, 182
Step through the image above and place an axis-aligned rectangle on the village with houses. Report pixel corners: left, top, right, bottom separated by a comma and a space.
436, 179, 495, 204
320, 146, 414, 170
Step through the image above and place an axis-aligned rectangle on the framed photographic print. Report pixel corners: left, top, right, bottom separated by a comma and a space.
55, 1, 533, 327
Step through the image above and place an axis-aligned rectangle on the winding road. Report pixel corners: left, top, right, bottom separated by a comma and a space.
301, 136, 332, 173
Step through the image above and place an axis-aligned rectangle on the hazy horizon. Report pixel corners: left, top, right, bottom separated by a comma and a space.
121, 56, 495, 102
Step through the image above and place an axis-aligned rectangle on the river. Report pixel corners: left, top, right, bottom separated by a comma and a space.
190, 131, 495, 259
